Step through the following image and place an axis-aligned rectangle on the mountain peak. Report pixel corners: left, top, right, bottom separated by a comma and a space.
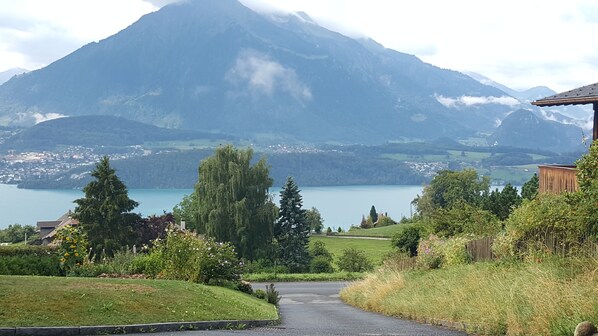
0, 0, 515, 144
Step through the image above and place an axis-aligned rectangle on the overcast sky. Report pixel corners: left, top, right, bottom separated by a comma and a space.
1, 0, 597, 92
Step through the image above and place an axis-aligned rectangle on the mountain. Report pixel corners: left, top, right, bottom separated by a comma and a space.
465, 72, 592, 121
0, 68, 28, 85
488, 109, 585, 153
0, 0, 514, 144
1, 115, 234, 150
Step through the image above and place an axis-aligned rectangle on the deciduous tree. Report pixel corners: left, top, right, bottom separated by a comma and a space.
305, 207, 324, 234
196, 145, 276, 260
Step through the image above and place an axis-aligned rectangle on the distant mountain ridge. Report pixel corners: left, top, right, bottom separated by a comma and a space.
489, 109, 585, 153
1, 115, 234, 150
0, 0, 517, 144
0, 68, 28, 85
465, 71, 592, 121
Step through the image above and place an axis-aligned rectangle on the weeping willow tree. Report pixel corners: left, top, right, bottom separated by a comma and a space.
195, 145, 277, 260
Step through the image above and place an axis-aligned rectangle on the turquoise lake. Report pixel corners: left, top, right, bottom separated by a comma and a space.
0, 184, 423, 230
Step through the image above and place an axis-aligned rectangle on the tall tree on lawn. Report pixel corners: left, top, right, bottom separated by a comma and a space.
196, 145, 277, 260
275, 177, 310, 272
73, 156, 140, 258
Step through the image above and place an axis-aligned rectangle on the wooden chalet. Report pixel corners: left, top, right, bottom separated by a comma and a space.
36, 210, 79, 245
532, 82, 598, 193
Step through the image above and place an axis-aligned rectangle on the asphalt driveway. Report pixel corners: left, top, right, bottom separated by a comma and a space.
136, 281, 467, 336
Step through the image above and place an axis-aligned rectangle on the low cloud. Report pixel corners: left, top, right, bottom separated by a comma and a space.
226, 50, 312, 101
435, 94, 520, 108
33, 112, 66, 124
142, 0, 181, 8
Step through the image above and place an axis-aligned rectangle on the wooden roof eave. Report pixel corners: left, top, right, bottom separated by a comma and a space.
532, 97, 598, 107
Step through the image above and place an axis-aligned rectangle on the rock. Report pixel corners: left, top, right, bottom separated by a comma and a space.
575, 321, 597, 336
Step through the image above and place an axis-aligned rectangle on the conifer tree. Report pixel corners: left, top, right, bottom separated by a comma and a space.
521, 173, 539, 200
73, 156, 140, 257
370, 205, 378, 224
274, 176, 310, 272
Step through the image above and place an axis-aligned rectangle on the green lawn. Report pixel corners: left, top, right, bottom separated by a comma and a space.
310, 235, 393, 266
0, 276, 277, 327
343, 224, 405, 238
483, 166, 537, 185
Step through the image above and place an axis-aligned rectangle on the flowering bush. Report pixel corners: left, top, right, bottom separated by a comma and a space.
152, 228, 203, 281
441, 236, 471, 266
148, 226, 242, 284
197, 238, 242, 284
55, 225, 88, 272
417, 235, 472, 269
416, 235, 444, 269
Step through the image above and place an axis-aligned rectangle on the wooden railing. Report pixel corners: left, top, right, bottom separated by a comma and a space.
538, 165, 578, 194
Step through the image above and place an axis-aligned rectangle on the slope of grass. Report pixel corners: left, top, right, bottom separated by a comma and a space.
340, 259, 598, 336
0, 276, 277, 327
310, 235, 392, 266
343, 224, 405, 237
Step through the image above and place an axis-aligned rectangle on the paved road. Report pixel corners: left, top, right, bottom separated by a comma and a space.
132, 282, 467, 336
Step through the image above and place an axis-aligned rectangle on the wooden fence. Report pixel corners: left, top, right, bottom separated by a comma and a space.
465, 232, 598, 261
386, 233, 598, 271
466, 236, 494, 262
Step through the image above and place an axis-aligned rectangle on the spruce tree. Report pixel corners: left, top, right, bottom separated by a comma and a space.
521, 173, 539, 200
73, 156, 140, 258
275, 176, 310, 272
370, 205, 378, 224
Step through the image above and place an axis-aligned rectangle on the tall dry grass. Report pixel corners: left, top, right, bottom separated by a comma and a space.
340, 258, 598, 335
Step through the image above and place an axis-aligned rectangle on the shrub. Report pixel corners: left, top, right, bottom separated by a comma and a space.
253, 289, 267, 300
337, 248, 373, 272
196, 239, 242, 284
430, 202, 501, 238
309, 241, 334, 273
496, 194, 585, 260
55, 225, 88, 272
310, 241, 333, 261
416, 235, 472, 269
392, 224, 422, 257
440, 236, 471, 267
131, 252, 163, 278
416, 235, 444, 269
376, 215, 396, 227
309, 255, 334, 273
243, 259, 288, 274
146, 227, 243, 284
237, 280, 253, 295
0, 246, 62, 276
264, 283, 280, 306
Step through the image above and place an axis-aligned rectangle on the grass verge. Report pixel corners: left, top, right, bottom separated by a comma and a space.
0, 276, 277, 327
340, 258, 598, 335
243, 271, 365, 282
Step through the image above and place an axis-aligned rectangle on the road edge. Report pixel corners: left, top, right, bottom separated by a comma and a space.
0, 318, 280, 336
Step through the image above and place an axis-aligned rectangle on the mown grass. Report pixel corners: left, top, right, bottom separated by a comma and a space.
340, 258, 598, 336
0, 276, 277, 327
343, 224, 404, 237
309, 235, 392, 266
244, 272, 365, 282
